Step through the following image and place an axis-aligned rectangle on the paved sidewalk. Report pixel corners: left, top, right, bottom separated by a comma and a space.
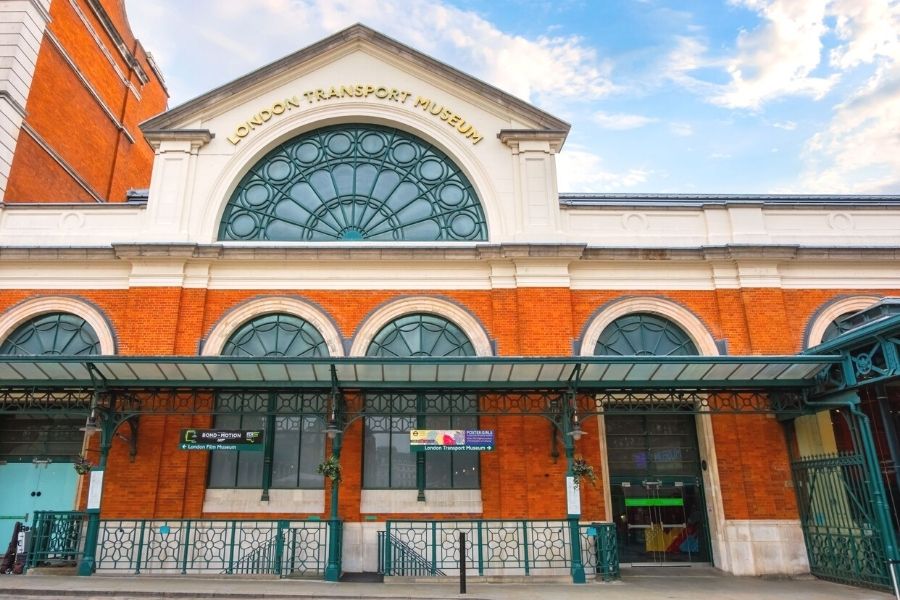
0, 568, 894, 599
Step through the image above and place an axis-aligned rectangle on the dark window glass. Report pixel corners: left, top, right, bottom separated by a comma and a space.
208, 314, 327, 489
219, 124, 488, 242
364, 314, 480, 490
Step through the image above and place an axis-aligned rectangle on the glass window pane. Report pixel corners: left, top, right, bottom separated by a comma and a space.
237, 451, 264, 488
453, 451, 479, 489
364, 417, 391, 488
272, 416, 300, 488
299, 417, 324, 488
208, 452, 237, 488
425, 451, 451, 489
390, 420, 416, 489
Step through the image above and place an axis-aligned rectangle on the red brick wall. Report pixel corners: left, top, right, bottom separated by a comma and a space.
17, 286, 892, 522
5, 0, 167, 203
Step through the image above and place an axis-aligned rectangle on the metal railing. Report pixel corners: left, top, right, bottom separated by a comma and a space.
27, 511, 86, 569
382, 520, 618, 579
379, 530, 445, 576
25, 513, 335, 578
95, 519, 331, 577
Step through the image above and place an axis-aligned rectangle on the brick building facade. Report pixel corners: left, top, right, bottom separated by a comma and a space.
0, 23, 897, 587
0, 0, 166, 203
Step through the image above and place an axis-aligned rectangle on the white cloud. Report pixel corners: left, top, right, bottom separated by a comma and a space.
772, 120, 796, 130
709, 152, 732, 160
789, 0, 900, 193
710, 0, 837, 109
669, 122, 694, 137
592, 111, 657, 130
125, 0, 616, 105
556, 146, 651, 191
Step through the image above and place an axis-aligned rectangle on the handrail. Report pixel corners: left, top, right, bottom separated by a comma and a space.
384, 532, 445, 576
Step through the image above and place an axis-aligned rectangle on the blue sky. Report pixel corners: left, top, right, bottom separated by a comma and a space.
125, 0, 900, 194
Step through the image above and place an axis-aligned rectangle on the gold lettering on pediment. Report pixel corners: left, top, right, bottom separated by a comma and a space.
227, 85, 485, 146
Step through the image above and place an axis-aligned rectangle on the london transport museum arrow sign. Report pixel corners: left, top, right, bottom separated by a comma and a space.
179, 429, 264, 451
409, 429, 495, 452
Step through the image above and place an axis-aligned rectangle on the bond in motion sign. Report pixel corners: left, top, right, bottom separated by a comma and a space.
179, 429, 264, 451
410, 429, 494, 452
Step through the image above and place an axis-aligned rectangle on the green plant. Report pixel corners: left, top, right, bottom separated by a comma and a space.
317, 455, 342, 483
74, 455, 93, 476
571, 456, 597, 488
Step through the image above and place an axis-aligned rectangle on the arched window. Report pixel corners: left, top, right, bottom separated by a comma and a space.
594, 313, 698, 357
0, 312, 98, 461
365, 313, 476, 357
208, 314, 328, 490
218, 124, 488, 242
364, 313, 479, 490
595, 313, 702, 478
821, 313, 856, 343
0, 313, 100, 355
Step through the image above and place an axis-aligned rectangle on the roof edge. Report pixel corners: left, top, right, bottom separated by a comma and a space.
140, 24, 571, 134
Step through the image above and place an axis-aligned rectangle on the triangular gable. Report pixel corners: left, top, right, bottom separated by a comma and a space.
140, 24, 570, 134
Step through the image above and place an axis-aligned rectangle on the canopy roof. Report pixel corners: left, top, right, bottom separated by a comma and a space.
0, 355, 840, 390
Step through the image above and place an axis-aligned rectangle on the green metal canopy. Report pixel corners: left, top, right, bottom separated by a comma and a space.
0, 355, 840, 390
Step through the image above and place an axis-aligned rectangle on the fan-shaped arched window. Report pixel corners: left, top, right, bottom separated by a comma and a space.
208, 314, 327, 490
364, 313, 479, 490
219, 124, 488, 242
366, 313, 476, 358
0, 312, 99, 461
0, 313, 100, 355
221, 314, 328, 357
594, 313, 698, 357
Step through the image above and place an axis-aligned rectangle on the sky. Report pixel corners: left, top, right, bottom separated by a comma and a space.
124, 0, 900, 195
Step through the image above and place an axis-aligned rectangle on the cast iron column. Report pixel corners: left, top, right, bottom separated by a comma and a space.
324, 430, 343, 582
562, 400, 586, 584
77, 413, 113, 576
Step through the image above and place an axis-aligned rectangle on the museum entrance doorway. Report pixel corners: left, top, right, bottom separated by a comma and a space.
606, 413, 711, 565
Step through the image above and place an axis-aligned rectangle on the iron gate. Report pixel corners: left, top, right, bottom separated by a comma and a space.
792, 451, 894, 589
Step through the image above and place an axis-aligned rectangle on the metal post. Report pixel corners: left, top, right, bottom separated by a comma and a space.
888, 560, 900, 600
324, 431, 343, 582
848, 402, 899, 566
416, 392, 426, 502
77, 411, 113, 576
562, 396, 586, 584
261, 392, 276, 501
459, 531, 467, 595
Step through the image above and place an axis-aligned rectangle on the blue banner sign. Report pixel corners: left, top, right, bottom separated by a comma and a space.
410, 429, 494, 452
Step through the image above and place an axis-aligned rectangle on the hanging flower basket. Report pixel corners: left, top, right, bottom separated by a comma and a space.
74, 455, 93, 476
572, 456, 597, 488
317, 455, 342, 483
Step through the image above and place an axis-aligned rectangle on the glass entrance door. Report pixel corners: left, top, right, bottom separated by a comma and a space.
605, 414, 711, 565
611, 477, 708, 564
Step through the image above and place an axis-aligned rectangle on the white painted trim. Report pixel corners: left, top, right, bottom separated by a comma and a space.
202, 489, 324, 514
0, 296, 116, 354
360, 489, 482, 514
348, 296, 492, 357
805, 295, 880, 348
201, 297, 345, 357
196, 103, 502, 245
